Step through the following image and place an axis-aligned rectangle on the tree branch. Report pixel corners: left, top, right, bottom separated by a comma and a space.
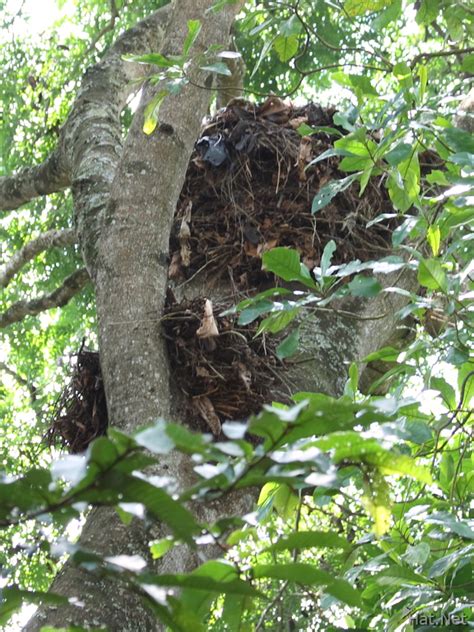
411, 46, 474, 67
0, 4, 172, 215
0, 268, 90, 329
0, 361, 38, 403
0, 228, 77, 289
0, 148, 69, 212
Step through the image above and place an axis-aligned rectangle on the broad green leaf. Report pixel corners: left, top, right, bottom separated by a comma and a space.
312, 174, 359, 214
273, 34, 299, 62
273, 483, 299, 519
200, 62, 232, 76
143, 90, 168, 135
238, 299, 274, 325
135, 419, 175, 454
347, 275, 382, 297
253, 563, 362, 606
257, 307, 299, 334
266, 531, 350, 552
384, 143, 412, 166
403, 542, 430, 567
183, 20, 202, 56
362, 469, 391, 536
276, 328, 300, 360
262, 247, 317, 289
388, 153, 420, 212
417, 259, 448, 292
445, 127, 474, 154
427, 225, 441, 256
97, 471, 200, 543
344, 0, 392, 17
415, 0, 440, 24
0, 588, 67, 626
280, 14, 302, 36
320, 239, 337, 277
297, 124, 343, 138
373, 565, 429, 586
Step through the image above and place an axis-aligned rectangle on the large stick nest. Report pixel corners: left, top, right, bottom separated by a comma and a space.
48, 98, 431, 452
169, 97, 397, 289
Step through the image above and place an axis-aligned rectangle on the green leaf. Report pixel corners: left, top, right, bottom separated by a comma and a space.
257, 307, 299, 335
417, 258, 448, 292
253, 563, 362, 606
98, 471, 200, 543
280, 14, 302, 36
320, 239, 337, 277
384, 143, 412, 166
312, 174, 359, 214
273, 483, 298, 519
276, 328, 300, 360
134, 419, 175, 454
344, 0, 392, 17
200, 62, 231, 76
262, 247, 317, 289
415, 0, 440, 24
143, 90, 169, 135
266, 531, 351, 552
150, 538, 175, 559
349, 362, 359, 393
238, 299, 274, 325
273, 34, 299, 62
124, 53, 177, 68
0, 588, 68, 626
297, 124, 343, 138
388, 153, 420, 212
347, 275, 382, 297
250, 38, 275, 79
445, 127, 474, 154
183, 20, 202, 56
427, 225, 441, 257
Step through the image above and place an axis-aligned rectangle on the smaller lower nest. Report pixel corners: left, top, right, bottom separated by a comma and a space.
47, 297, 288, 452
46, 346, 108, 454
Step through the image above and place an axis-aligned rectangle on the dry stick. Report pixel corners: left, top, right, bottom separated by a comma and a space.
0, 268, 90, 329
0, 228, 77, 289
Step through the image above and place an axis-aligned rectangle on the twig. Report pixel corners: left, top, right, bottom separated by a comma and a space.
0, 228, 77, 288
0, 268, 90, 329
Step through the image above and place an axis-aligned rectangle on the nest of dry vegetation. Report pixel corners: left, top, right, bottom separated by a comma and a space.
162, 293, 289, 436
169, 97, 397, 290
46, 345, 107, 453
48, 98, 408, 452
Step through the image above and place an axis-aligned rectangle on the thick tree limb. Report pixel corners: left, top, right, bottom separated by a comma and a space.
0, 228, 77, 289
0, 4, 172, 215
0, 268, 89, 329
0, 149, 69, 212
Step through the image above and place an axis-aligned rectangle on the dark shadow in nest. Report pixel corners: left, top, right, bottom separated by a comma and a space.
169, 97, 401, 290
162, 293, 291, 437
46, 345, 108, 454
